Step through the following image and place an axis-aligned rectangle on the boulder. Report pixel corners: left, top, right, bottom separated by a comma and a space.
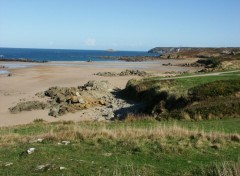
84, 80, 113, 92
102, 108, 115, 120
48, 107, 59, 117
56, 94, 67, 103
27, 148, 35, 154
70, 96, 79, 103
9, 101, 47, 113
78, 98, 85, 104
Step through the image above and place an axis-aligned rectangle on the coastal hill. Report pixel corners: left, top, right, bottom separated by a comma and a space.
148, 47, 240, 60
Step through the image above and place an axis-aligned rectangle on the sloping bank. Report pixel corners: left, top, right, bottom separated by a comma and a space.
124, 75, 240, 120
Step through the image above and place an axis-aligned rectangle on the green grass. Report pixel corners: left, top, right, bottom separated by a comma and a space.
0, 119, 239, 175
1, 118, 239, 136
175, 72, 240, 94
162, 118, 240, 133
126, 70, 240, 97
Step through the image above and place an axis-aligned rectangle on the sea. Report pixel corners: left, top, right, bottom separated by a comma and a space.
0, 48, 157, 62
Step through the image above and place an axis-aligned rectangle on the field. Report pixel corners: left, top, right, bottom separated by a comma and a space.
0, 119, 240, 175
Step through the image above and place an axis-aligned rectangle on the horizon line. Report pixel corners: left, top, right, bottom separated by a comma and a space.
0, 46, 149, 52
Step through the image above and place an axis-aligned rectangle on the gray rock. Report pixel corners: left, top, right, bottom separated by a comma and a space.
86, 86, 92, 91
58, 141, 71, 145
49, 107, 59, 117
102, 108, 115, 120
9, 101, 47, 113
78, 98, 85, 104
27, 148, 35, 154
4, 162, 13, 167
95, 69, 149, 77
35, 164, 51, 171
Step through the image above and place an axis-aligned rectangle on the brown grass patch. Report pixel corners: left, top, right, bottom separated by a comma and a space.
0, 122, 239, 149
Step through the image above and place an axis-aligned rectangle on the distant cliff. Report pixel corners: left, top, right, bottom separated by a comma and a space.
148, 47, 240, 60
148, 47, 192, 54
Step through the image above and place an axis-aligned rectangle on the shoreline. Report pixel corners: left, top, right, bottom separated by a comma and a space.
0, 59, 197, 73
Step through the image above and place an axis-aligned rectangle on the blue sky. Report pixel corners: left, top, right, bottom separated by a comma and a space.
0, 0, 240, 51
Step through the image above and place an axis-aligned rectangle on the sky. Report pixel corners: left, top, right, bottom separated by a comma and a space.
0, 0, 240, 51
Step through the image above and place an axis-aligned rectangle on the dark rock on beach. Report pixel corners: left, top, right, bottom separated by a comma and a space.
0, 58, 48, 63
99, 56, 161, 62
9, 101, 47, 113
94, 69, 150, 77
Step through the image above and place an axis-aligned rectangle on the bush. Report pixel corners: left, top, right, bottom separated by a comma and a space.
125, 79, 174, 101
188, 80, 240, 100
181, 97, 240, 120
197, 58, 220, 68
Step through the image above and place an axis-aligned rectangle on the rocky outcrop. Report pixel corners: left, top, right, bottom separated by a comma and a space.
8, 80, 140, 120
94, 69, 150, 77
0, 58, 47, 63
44, 81, 114, 117
99, 56, 160, 62
9, 101, 47, 113
148, 47, 187, 54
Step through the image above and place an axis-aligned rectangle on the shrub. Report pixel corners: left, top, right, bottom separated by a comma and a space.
197, 58, 220, 68
183, 97, 240, 120
125, 79, 174, 101
188, 80, 240, 100
33, 118, 45, 123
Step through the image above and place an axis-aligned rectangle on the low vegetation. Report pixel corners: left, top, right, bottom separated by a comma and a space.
192, 161, 240, 176
188, 80, 240, 100
124, 71, 240, 120
196, 58, 221, 68
0, 119, 239, 175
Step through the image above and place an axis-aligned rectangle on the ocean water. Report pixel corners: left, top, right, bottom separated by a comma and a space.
0, 48, 157, 62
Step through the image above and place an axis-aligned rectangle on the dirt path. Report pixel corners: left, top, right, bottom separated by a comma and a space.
160, 70, 240, 80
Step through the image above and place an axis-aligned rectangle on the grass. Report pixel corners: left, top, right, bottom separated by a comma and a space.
174, 72, 240, 94
125, 70, 240, 121
192, 161, 240, 176
126, 70, 240, 97
0, 119, 239, 175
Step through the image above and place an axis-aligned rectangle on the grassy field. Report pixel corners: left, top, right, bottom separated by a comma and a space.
0, 119, 239, 175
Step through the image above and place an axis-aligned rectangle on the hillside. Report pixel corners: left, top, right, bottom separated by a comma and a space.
148, 47, 240, 60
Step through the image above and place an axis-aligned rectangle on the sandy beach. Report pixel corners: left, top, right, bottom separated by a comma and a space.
0, 59, 199, 127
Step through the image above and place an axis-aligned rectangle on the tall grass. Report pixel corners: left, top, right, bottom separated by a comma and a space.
192, 161, 240, 176
1, 122, 239, 148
